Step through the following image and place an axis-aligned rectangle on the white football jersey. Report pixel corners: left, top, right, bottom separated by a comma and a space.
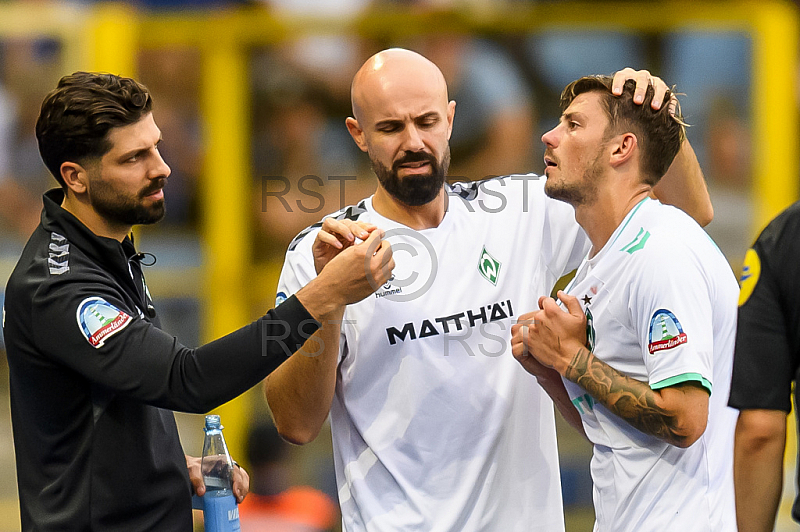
278, 175, 588, 532
563, 198, 738, 532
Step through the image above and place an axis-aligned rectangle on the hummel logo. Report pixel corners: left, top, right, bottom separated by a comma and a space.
376, 274, 402, 298
478, 247, 501, 285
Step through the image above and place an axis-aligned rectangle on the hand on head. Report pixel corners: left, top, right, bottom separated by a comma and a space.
611, 67, 680, 117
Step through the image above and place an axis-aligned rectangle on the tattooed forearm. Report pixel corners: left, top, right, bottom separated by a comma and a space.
564, 348, 690, 447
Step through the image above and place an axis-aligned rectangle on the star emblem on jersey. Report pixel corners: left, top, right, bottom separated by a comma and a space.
647, 309, 688, 355
478, 247, 501, 285
76, 297, 132, 348
582, 294, 592, 305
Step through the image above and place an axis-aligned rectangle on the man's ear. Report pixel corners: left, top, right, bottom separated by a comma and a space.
60, 161, 89, 195
446, 100, 456, 140
346, 117, 368, 153
609, 132, 637, 168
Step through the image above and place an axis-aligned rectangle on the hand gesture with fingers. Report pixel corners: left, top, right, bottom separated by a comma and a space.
317, 229, 395, 306
519, 291, 587, 376
296, 228, 395, 320
313, 218, 378, 274
511, 312, 562, 384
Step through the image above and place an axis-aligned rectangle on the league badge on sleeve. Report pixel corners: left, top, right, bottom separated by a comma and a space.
76, 297, 132, 348
647, 309, 688, 355
738, 248, 761, 306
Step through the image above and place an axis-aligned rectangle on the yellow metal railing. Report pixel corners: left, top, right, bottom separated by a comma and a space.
1, 0, 797, 467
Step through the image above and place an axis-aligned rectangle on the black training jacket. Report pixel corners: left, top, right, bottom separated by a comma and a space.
3, 189, 319, 531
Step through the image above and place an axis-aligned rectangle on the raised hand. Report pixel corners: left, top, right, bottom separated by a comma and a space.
312, 217, 378, 274
612, 67, 676, 113
298, 229, 395, 320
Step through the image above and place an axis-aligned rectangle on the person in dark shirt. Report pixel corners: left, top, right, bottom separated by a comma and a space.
2, 71, 393, 531
729, 200, 800, 532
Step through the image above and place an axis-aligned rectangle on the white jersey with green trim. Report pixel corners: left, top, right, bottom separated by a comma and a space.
563, 198, 738, 532
278, 175, 588, 532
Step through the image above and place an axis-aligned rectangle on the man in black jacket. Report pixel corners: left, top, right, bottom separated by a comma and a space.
2, 72, 393, 531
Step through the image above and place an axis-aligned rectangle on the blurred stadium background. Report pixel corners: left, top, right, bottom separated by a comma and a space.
0, 0, 798, 530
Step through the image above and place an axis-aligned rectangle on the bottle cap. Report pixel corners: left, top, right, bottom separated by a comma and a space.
204, 414, 223, 431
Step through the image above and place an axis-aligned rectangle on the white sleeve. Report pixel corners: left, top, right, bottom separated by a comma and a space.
629, 243, 714, 393
275, 229, 318, 306
276, 226, 351, 362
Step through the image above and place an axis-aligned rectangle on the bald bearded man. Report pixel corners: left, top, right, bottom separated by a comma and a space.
265, 49, 712, 531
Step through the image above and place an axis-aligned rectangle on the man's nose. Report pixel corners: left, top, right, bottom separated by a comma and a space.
541, 126, 559, 148
402, 125, 425, 151
150, 150, 171, 179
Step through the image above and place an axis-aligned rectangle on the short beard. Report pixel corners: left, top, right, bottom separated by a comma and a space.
372, 147, 450, 207
544, 148, 603, 207
89, 179, 166, 227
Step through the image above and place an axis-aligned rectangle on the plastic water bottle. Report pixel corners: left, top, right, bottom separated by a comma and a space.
201, 415, 241, 532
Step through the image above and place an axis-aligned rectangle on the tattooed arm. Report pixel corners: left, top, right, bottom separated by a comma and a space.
565, 346, 708, 447
521, 291, 709, 448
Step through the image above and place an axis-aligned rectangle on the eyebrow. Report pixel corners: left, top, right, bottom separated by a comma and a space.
416, 112, 439, 121
374, 112, 440, 129
118, 137, 163, 160
561, 111, 584, 123
374, 118, 402, 130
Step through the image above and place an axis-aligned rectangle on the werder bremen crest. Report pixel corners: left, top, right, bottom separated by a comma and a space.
478, 247, 501, 285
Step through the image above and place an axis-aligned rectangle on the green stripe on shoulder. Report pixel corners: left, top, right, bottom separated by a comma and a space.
609, 197, 649, 248
620, 228, 651, 254
651, 373, 712, 395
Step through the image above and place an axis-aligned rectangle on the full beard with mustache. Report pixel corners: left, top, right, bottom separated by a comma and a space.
372, 147, 450, 207
89, 177, 167, 227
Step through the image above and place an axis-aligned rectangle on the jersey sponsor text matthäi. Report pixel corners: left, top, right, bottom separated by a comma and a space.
278, 175, 587, 532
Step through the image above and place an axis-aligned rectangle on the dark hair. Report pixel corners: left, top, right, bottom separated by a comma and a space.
36, 72, 153, 187
559, 75, 685, 186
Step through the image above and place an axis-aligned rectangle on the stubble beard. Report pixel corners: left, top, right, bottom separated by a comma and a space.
544, 147, 604, 207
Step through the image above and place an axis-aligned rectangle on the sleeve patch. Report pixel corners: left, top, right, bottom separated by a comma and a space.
738, 248, 761, 306
275, 291, 288, 306
76, 297, 132, 348
647, 309, 688, 355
